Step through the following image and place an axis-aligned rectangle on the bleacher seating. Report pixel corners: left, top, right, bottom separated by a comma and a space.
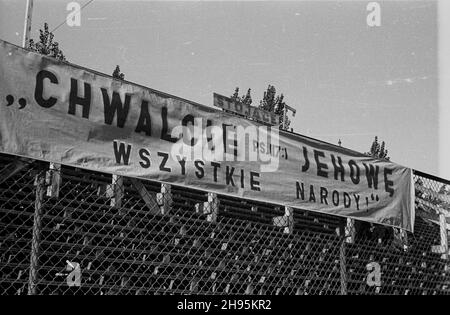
0, 152, 448, 295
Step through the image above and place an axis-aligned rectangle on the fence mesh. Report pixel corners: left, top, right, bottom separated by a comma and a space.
0, 152, 448, 295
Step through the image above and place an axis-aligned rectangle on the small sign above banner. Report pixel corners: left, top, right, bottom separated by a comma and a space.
213, 93, 279, 126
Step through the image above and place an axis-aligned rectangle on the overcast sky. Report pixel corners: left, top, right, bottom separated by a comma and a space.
0, 0, 440, 176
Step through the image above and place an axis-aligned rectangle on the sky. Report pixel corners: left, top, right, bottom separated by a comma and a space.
0, 0, 441, 176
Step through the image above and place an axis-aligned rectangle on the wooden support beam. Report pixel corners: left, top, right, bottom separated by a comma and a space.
345, 218, 355, 243
190, 279, 198, 293
206, 192, 218, 222
195, 192, 218, 222
46, 162, 61, 198
129, 178, 160, 214
157, 183, 172, 214
431, 213, 449, 259
107, 175, 123, 208
0, 158, 32, 185
272, 206, 294, 234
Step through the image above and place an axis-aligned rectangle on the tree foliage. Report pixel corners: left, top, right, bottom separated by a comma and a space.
366, 136, 389, 160
28, 23, 66, 61
259, 85, 291, 130
112, 65, 125, 80
230, 87, 252, 106
231, 85, 292, 130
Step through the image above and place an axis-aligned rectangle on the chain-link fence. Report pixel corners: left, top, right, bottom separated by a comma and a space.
0, 152, 448, 295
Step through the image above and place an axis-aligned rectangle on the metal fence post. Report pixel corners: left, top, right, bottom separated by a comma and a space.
447, 216, 450, 261
339, 236, 347, 295
439, 213, 448, 260
338, 218, 353, 295
28, 168, 45, 295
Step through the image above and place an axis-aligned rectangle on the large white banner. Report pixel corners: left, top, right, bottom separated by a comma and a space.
0, 40, 415, 230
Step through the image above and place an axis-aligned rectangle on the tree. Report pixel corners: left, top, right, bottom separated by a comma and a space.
230, 87, 252, 106
366, 136, 389, 160
28, 23, 66, 61
231, 85, 292, 130
112, 65, 125, 80
259, 85, 291, 130
360, 136, 402, 248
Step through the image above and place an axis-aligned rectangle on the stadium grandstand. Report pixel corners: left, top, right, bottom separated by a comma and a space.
0, 149, 448, 295
0, 38, 449, 296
